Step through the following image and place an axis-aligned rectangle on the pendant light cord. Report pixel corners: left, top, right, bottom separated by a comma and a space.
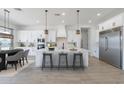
8, 10, 10, 28
45, 10, 48, 30
4, 9, 6, 32
77, 10, 80, 30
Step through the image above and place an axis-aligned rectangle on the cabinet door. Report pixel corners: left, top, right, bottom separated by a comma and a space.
99, 33, 106, 61
107, 30, 121, 68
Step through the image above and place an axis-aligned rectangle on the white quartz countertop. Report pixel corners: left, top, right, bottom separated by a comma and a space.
36, 48, 89, 53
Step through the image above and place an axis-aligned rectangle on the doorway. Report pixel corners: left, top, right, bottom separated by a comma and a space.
81, 28, 89, 49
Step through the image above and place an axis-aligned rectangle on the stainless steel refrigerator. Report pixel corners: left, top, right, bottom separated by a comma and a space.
99, 27, 122, 69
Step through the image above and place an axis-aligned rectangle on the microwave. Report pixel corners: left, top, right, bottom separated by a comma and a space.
37, 44, 45, 50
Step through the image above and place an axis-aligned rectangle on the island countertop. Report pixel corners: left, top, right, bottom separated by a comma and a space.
35, 48, 89, 67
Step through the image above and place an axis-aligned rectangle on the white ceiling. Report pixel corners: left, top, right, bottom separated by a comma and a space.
0, 8, 124, 28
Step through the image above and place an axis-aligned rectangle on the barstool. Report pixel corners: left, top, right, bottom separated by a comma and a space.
42, 53, 53, 70
73, 53, 83, 70
58, 53, 68, 70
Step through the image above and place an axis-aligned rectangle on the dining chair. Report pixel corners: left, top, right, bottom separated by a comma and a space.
0, 57, 2, 71
22, 49, 29, 65
0, 57, 2, 63
6, 51, 24, 70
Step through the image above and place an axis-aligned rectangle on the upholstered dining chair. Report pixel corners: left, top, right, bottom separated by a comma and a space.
0, 57, 2, 72
6, 51, 24, 70
0, 57, 2, 63
22, 49, 29, 65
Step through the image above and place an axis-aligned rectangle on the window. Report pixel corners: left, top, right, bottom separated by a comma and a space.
0, 26, 13, 50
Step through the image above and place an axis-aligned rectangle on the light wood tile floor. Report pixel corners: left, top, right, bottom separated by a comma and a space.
0, 57, 124, 84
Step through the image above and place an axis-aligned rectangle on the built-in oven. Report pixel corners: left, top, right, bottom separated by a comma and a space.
37, 44, 45, 50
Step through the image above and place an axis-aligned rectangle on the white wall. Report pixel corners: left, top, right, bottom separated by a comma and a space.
88, 26, 99, 58
67, 30, 81, 48
66, 25, 82, 48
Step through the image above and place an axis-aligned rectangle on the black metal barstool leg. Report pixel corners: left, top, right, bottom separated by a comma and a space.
80, 55, 82, 68
66, 55, 68, 68
26, 57, 28, 64
42, 55, 45, 70
6, 64, 8, 70
58, 55, 61, 70
73, 55, 75, 70
15, 63, 17, 71
43, 56, 46, 70
50, 55, 53, 70
19, 59, 22, 67
81, 56, 84, 70
11, 64, 13, 67
22, 58, 25, 66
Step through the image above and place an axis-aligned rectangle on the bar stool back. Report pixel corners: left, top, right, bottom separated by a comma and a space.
42, 53, 53, 70
73, 52, 83, 70
58, 53, 68, 70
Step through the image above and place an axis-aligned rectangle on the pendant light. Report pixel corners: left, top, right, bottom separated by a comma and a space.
44, 10, 48, 34
76, 10, 80, 34
4, 9, 10, 32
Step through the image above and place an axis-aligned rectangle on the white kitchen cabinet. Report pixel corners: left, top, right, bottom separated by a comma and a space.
98, 13, 124, 31
15, 30, 45, 56
16, 31, 38, 42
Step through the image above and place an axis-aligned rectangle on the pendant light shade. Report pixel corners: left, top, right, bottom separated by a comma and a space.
4, 9, 10, 32
76, 10, 80, 34
44, 10, 48, 34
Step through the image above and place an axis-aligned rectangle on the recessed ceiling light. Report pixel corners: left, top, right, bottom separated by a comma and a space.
36, 20, 40, 23
62, 12, 66, 16
97, 13, 101, 16
54, 13, 61, 16
88, 20, 92, 23
14, 8, 22, 11
62, 20, 65, 23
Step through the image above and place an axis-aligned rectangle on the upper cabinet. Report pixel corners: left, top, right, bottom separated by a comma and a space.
16, 31, 44, 42
98, 13, 124, 31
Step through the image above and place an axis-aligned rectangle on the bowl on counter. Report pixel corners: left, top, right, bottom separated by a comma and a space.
48, 47, 55, 51
69, 48, 77, 51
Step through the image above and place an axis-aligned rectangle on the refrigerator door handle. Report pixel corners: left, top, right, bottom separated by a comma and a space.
105, 37, 108, 51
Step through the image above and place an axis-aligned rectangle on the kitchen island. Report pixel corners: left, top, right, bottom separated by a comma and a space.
35, 49, 89, 68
